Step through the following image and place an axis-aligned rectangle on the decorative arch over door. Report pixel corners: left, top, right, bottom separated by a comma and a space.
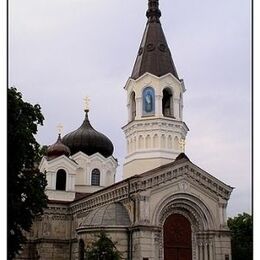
164, 213, 192, 260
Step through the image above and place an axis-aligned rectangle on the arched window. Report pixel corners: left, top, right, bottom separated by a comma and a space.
91, 168, 100, 186
56, 169, 66, 191
142, 87, 155, 116
162, 88, 174, 117
130, 92, 136, 121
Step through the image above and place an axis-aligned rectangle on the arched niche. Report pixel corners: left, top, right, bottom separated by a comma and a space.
153, 134, 159, 148
161, 134, 166, 148
142, 87, 155, 116
138, 135, 144, 149
145, 135, 151, 149
167, 135, 173, 149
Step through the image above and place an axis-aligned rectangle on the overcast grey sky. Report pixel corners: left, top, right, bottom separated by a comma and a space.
9, 0, 251, 217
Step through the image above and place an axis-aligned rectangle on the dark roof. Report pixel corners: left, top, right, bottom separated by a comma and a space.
131, 0, 179, 80
62, 110, 114, 158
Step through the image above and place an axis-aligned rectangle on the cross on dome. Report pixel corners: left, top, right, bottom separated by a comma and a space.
57, 123, 64, 136
84, 96, 91, 112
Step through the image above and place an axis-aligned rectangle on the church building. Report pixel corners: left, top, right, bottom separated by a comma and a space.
18, 1, 233, 260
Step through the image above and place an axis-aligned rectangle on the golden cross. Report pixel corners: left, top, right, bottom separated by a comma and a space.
57, 123, 64, 135
84, 96, 91, 111
179, 138, 186, 152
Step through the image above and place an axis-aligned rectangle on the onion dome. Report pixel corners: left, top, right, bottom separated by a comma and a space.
47, 134, 71, 160
62, 110, 114, 157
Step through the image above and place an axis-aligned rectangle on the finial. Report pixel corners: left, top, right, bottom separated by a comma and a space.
84, 96, 90, 112
146, 0, 161, 23
57, 123, 64, 137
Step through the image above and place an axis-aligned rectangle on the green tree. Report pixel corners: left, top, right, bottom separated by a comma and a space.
7, 87, 48, 259
227, 212, 253, 260
85, 231, 121, 260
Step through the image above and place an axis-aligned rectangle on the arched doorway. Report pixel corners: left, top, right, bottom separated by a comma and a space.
163, 214, 192, 260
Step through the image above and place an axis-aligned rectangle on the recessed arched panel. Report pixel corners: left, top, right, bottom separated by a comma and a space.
56, 169, 66, 191
174, 136, 179, 150
91, 168, 100, 186
145, 135, 151, 149
163, 214, 192, 260
161, 134, 166, 148
138, 135, 144, 149
167, 135, 173, 149
153, 134, 159, 148
142, 87, 155, 116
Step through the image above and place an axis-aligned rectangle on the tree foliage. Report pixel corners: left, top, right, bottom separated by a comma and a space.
7, 87, 48, 259
85, 231, 122, 260
227, 212, 253, 260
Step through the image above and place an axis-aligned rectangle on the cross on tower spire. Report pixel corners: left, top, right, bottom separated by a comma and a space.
146, 0, 161, 23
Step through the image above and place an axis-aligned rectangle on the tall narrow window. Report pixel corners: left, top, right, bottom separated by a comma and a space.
91, 168, 100, 186
142, 87, 155, 116
79, 239, 85, 260
130, 92, 136, 121
56, 169, 66, 191
162, 88, 173, 117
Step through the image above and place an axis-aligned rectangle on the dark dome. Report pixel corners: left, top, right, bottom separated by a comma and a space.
47, 134, 71, 160
62, 111, 114, 157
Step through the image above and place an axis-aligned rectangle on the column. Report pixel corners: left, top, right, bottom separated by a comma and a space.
156, 95, 163, 116
209, 242, 213, 260
196, 243, 199, 260
127, 103, 131, 122
136, 97, 142, 119
173, 98, 180, 120
219, 204, 223, 225
204, 242, 208, 260
198, 243, 202, 260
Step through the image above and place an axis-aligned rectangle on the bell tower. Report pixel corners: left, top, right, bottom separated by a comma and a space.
123, 0, 189, 179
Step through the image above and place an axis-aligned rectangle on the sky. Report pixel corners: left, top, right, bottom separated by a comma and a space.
9, 0, 252, 217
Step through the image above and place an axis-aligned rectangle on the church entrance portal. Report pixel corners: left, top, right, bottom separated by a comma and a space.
163, 213, 192, 260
